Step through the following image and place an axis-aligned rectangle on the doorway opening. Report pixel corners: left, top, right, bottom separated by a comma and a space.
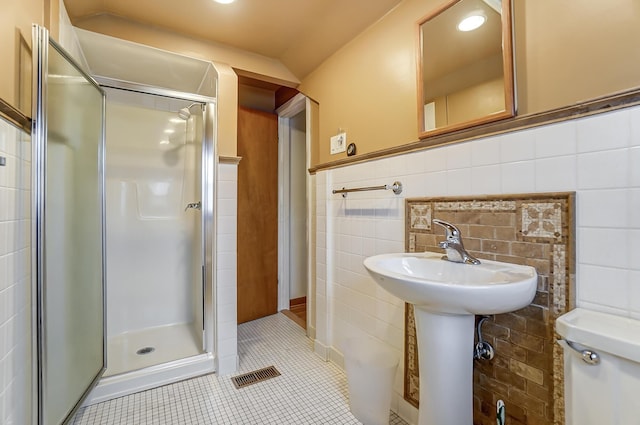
236, 80, 315, 335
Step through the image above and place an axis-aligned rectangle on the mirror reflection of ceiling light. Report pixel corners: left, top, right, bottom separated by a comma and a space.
164, 129, 175, 134
458, 14, 486, 32
169, 118, 184, 124
160, 140, 170, 145
213, 0, 235, 4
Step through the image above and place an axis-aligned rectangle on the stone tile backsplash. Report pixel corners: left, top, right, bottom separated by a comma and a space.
404, 193, 575, 425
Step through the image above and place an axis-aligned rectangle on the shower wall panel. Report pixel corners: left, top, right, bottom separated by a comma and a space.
105, 96, 202, 337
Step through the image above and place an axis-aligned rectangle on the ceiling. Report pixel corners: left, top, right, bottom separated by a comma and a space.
63, 0, 403, 80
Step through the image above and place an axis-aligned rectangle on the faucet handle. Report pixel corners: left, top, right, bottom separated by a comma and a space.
432, 219, 460, 239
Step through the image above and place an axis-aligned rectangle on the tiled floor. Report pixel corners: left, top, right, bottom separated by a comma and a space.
72, 313, 408, 424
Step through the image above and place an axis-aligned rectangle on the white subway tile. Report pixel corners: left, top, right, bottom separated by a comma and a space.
630, 105, 640, 147
500, 161, 535, 193
535, 155, 576, 192
630, 271, 640, 316
577, 109, 631, 152
578, 264, 629, 310
630, 230, 640, 271
378, 154, 407, 179
216, 233, 236, 252
374, 320, 403, 349
499, 130, 535, 162
216, 216, 235, 234
0, 256, 7, 292
350, 236, 363, 255
217, 163, 237, 181
534, 120, 577, 158
471, 165, 501, 194
405, 149, 429, 173
422, 145, 448, 172
217, 199, 236, 216
422, 171, 448, 196
630, 189, 640, 229
471, 135, 501, 166
577, 149, 629, 189
216, 252, 236, 270
446, 168, 472, 195
630, 147, 640, 187
579, 227, 629, 268
375, 218, 403, 242
217, 180, 236, 199
0, 223, 8, 256
445, 141, 472, 170
578, 189, 628, 228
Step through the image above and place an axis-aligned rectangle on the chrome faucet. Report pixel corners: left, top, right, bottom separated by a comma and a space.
432, 219, 480, 265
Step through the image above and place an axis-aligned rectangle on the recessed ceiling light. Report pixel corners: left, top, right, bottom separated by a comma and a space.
213, 0, 235, 4
457, 14, 486, 32
164, 129, 175, 134
159, 140, 170, 145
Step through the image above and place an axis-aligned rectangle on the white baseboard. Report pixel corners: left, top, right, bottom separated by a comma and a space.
313, 339, 329, 360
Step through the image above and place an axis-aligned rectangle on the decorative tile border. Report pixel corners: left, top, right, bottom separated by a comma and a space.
404, 193, 575, 425
409, 203, 432, 231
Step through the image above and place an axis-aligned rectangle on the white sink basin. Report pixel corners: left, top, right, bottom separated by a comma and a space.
363, 251, 538, 425
364, 251, 537, 315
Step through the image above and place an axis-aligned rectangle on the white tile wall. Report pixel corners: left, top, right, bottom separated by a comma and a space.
315, 104, 640, 421
215, 162, 239, 374
0, 117, 32, 425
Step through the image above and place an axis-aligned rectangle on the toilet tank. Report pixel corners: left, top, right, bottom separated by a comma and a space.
556, 308, 640, 425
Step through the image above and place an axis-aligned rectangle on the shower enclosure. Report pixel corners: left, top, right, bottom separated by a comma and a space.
85, 83, 217, 404
32, 24, 219, 416
103, 89, 205, 375
68, 26, 221, 404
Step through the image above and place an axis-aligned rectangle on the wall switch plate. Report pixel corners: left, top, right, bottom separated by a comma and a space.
330, 132, 346, 154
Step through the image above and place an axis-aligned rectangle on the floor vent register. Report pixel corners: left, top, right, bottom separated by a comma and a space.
231, 366, 281, 389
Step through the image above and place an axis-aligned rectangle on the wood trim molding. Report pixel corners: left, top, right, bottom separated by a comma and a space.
219, 155, 242, 164
0, 98, 32, 134
309, 87, 640, 174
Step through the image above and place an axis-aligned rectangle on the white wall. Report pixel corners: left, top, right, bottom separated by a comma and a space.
289, 111, 308, 300
0, 117, 32, 425
314, 104, 640, 422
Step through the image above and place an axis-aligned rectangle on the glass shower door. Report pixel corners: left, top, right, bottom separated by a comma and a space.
32, 26, 106, 424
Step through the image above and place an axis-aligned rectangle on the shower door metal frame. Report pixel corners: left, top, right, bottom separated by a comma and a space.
96, 76, 217, 358
32, 24, 107, 424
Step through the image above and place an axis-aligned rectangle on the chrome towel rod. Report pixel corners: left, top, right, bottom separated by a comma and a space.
333, 181, 403, 197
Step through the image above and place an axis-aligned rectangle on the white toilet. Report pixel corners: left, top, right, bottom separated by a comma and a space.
556, 308, 640, 425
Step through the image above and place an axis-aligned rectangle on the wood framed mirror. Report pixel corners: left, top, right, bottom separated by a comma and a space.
417, 0, 514, 138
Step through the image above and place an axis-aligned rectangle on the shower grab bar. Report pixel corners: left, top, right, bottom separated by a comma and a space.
332, 181, 403, 198
558, 339, 600, 365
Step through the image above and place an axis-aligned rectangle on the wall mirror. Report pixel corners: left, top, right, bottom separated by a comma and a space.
417, 0, 514, 138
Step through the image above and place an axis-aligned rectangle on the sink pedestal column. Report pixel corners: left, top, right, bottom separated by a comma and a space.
413, 308, 475, 425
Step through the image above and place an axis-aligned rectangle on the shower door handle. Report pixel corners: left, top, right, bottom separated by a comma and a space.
185, 201, 202, 211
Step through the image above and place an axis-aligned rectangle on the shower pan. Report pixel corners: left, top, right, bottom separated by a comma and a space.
84, 83, 217, 405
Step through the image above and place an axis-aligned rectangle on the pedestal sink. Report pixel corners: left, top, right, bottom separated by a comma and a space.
364, 251, 537, 425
